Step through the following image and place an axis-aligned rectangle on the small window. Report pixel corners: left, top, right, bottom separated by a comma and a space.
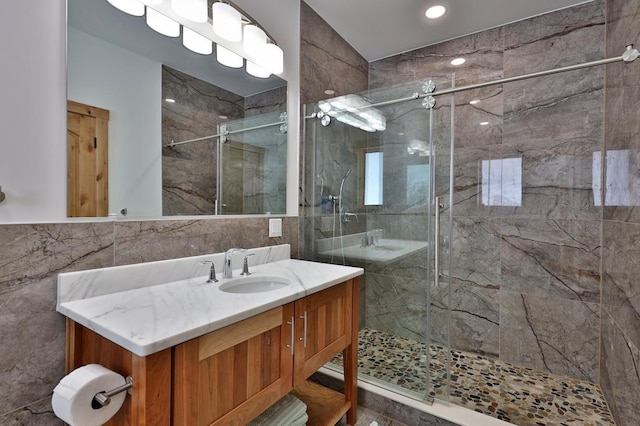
364, 151, 384, 205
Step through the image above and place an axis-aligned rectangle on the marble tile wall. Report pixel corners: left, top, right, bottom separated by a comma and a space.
299, 2, 368, 105
0, 217, 298, 424
368, 0, 607, 382
299, 0, 369, 260
601, 0, 640, 424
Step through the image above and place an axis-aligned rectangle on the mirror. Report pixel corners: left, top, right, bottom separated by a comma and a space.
67, 0, 287, 218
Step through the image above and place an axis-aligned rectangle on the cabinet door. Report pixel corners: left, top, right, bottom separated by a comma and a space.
293, 280, 353, 385
173, 305, 294, 426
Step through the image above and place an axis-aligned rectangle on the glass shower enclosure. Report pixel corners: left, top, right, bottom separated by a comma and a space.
302, 78, 455, 403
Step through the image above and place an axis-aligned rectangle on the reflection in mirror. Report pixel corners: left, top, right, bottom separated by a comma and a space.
481, 157, 523, 207
162, 68, 287, 215
67, 0, 287, 218
593, 150, 640, 206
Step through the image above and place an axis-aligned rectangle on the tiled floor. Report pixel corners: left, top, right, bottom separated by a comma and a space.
333, 328, 616, 425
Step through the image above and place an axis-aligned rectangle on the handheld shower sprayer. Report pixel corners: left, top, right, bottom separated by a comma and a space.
339, 168, 352, 198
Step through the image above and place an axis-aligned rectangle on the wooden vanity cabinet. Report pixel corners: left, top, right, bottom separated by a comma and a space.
65, 278, 358, 426
172, 305, 295, 426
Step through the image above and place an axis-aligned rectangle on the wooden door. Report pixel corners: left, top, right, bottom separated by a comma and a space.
173, 305, 294, 426
67, 100, 109, 217
293, 280, 354, 385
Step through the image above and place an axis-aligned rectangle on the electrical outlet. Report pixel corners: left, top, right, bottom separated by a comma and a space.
269, 218, 282, 237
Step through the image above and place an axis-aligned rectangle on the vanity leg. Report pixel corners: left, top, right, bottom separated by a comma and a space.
345, 277, 359, 425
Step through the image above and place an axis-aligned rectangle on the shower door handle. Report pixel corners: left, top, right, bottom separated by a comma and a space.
434, 196, 441, 288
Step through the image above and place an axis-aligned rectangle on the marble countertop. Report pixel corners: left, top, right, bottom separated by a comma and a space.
58, 259, 363, 357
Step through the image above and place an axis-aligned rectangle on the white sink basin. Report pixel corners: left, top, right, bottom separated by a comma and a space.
219, 276, 291, 294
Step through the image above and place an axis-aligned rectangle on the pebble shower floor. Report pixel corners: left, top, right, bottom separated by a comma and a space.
333, 328, 616, 425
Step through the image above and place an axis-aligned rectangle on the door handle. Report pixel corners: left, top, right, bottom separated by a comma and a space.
286, 316, 295, 355
299, 311, 307, 347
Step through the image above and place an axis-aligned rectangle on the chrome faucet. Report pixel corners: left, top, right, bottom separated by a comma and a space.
240, 253, 255, 276
200, 261, 218, 283
223, 248, 246, 279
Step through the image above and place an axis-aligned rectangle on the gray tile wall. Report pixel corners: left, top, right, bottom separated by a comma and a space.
601, 0, 640, 424
0, 217, 298, 424
299, 0, 369, 262
369, 0, 607, 382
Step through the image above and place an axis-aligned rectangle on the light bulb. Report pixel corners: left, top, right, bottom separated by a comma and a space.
246, 61, 270, 79
243, 25, 266, 59
259, 44, 284, 75
183, 28, 212, 55
216, 45, 243, 68
171, 0, 208, 23
425, 5, 446, 19
212, 2, 242, 42
107, 0, 144, 16
146, 8, 180, 37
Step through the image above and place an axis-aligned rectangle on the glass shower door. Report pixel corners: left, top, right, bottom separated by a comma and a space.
303, 77, 454, 404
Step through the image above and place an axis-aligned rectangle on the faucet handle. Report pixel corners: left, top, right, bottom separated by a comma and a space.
240, 253, 255, 276
200, 261, 218, 283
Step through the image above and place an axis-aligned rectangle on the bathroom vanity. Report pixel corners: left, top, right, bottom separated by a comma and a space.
57, 246, 362, 425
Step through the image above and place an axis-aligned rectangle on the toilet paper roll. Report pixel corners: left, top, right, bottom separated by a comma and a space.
52, 364, 127, 426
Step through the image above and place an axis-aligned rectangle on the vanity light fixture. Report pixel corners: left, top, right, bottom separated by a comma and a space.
183, 27, 213, 54
212, 2, 242, 41
107, 0, 144, 16
106, 0, 285, 77
171, 0, 208, 23
146, 8, 180, 37
451, 57, 466, 66
217, 45, 243, 68
425, 5, 446, 19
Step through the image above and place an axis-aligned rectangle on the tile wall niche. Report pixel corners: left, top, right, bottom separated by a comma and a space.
369, 0, 606, 383
0, 217, 298, 424
601, 0, 640, 425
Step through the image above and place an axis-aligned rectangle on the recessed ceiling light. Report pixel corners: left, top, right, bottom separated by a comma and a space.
451, 57, 466, 66
480, 121, 489, 126
425, 5, 446, 19
324, 89, 335, 95
164, 98, 176, 103
469, 99, 481, 105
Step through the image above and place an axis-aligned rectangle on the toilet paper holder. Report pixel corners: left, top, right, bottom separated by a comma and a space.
92, 376, 133, 408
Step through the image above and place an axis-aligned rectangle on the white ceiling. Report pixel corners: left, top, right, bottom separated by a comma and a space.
304, 0, 593, 61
